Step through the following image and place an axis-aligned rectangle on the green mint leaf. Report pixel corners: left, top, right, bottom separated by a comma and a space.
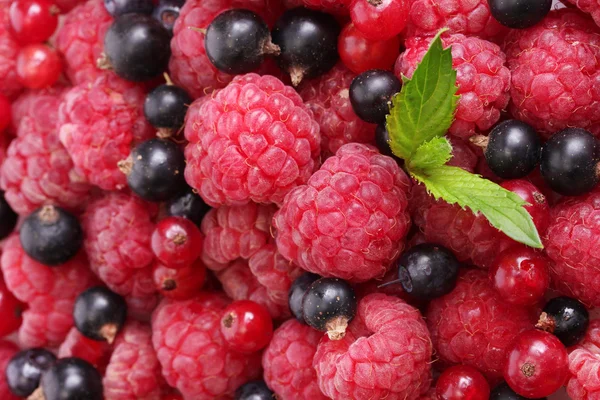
408, 136, 453, 170
411, 165, 543, 249
386, 30, 459, 161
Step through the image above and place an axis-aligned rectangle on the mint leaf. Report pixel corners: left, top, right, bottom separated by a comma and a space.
409, 136, 453, 170
411, 165, 543, 249
386, 31, 459, 160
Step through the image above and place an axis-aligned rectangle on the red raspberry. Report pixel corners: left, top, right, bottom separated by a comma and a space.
151, 293, 262, 399
184, 73, 321, 206
0, 2, 23, 100
313, 293, 432, 399
262, 319, 328, 400
299, 63, 376, 156
426, 269, 535, 380
0, 340, 19, 400
505, 9, 600, 138
395, 34, 510, 139
58, 73, 153, 190
56, 0, 112, 85
9, 85, 64, 135
274, 143, 411, 282
567, 0, 600, 28
58, 327, 112, 373
282, 0, 349, 15
567, 319, 600, 399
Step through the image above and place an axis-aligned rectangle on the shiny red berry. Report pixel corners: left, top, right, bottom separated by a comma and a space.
338, 23, 400, 74
16, 44, 62, 89
501, 180, 550, 235
504, 330, 569, 398
153, 260, 206, 300
436, 365, 490, 400
151, 216, 203, 268
349, 0, 410, 41
0, 278, 24, 337
0, 94, 11, 133
9, 0, 59, 45
220, 300, 273, 353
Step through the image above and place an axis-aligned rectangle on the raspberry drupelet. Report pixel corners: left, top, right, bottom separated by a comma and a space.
567, 319, 600, 399
184, 73, 321, 207
566, 0, 600, 28
9, 85, 64, 135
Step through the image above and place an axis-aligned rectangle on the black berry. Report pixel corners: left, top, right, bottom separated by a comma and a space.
39, 358, 103, 400
73, 286, 127, 343
271, 7, 340, 86
488, 0, 552, 29
144, 83, 192, 132
206, 9, 280, 74
302, 277, 356, 340
350, 69, 401, 124
536, 296, 589, 347
165, 186, 211, 227
6, 348, 56, 397
0, 191, 17, 240
103, 0, 153, 17
234, 380, 275, 400
288, 272, 320, 323
19, 205, 83, 266
152, 0, 184, 35
490, 382, 547, 400
540, 127, 600, 196
120, 138, 187, 202
482, 119, 541, 179
103, 13, 171, 82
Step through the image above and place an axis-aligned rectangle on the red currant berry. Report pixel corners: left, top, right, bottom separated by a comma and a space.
436, 365, 490, 400
349, 0, 410, 41
16, 44, 62, 89
9, 0, 59, 45
504, 330, 569, 398
501, 180, 550, 235
220, 300, 273, 353
489, 246, 549, 306
151, 216, 203, 268
152, 260, 206, 300
338, 23, 400, 74
0, 94, 11, 133
0, 278, 24, 337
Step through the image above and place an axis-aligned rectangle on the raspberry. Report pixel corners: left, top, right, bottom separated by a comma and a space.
58, 327, 112, 373
567, 0, 600, 28
282, 0, 349, 15
151, 293, 262, 399
58, 73, 153, 190
184, 73, 321, 207
262, 319, 328, 400
505, 9, 600, 137
274, 143, 411, 282
56, 0, 113, 85
0, 2, 23, 100
0, 340, 19, 400
567, 319, 600, 399
395, 34, 510, 139
313, 293, 432, 399
9, 85, 65, 135
426, 269, 535, 380
299, 63, 375, 156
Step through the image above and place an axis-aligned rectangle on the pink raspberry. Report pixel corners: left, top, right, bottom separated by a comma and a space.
395, 34, 510, 139
274, 143, 411, 282
262, 319, 328, 400
283, 0, 349, 15
184, 74, 321, 207
9, 85, 65, 135
0, 2, 22, 100
299, 63, 375, 156
56, 0, 113, 85
58, 327, 112, 373
151, 293, 262, 399
567, 319, 600, 399
313, 293, 432, 399
426, 269, 535, 380
58, 73, 153, 190
0, 340, 19, 400
567, 0, 600, 28
505, 9, 600, 137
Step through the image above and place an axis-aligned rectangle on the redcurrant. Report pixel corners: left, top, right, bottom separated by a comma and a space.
153, 260, 206, 300
501, 180, 550, 235
16, 44, 62, 89
338, 23, 400, 74
0, 94, 11, 133
220, 300, 273, 353
0, 278, 24, 337
349, 0, 410, 41
436, 365, 490, 400
151, 216, 203, 268
9, 0, 59, 45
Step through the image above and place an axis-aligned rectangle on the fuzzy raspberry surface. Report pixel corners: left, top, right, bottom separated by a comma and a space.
313, 293, 432, 399
0, 340, 19, 400
58, 327, 112, 373
395, 34, 510, 139
262, 319, 328, 400
274, 143, 411, 282
58, 73, 153, 190
9, 86, 65, 135
567, 319, 600, 399
426, 269, 535, 380
151, 293, 262, 400
0, 2, 22, 100
567, 0, 600, 28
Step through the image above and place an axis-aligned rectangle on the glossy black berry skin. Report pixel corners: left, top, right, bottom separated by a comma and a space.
103, 0, 153, 17
350, 70, 401, 124
152, 0, 184, 35
488, 0, 551, 29
144, 84, 191, 130
104, 14, 171, 82
40, 358, 103, 400
166, 187, 211, 227
125, 138, 187, 202
234, 380, 275, 400
6, 348, 56, 397
302, 278, 356, 331
540, 128, 600, 196
288, 272, 320, 323
484, 119, 541, 179
0, 191, 17, 240
73, 286, 127, 342
19, 205, 83, 266
271, 8, 340, 85
541, 296, 589, 347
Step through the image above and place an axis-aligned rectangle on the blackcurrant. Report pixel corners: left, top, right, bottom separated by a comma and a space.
6, 348, 56, 397
271, 7, 340, 86
102, 13, 171, 82
0, 190, 17, 240
490, 382, 547, 400
120, 138, 187, 202
488, 0, 551, 29
144, 83, 192, 133
165, 186, 211, 227
38, 358, 103, 400
302, 277, 356, 340
19, 205, 83, 266
206, 9, 279, 75
350, 69, 401, 124
73, 286, 127, 343
288, 272, 320, 323
540, 128, 600, 196
481, 119, 541, 179
536, 296, 589, 347
152, 0, 184, 35
235, 380, 275, 400
103, 0, 154, 17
